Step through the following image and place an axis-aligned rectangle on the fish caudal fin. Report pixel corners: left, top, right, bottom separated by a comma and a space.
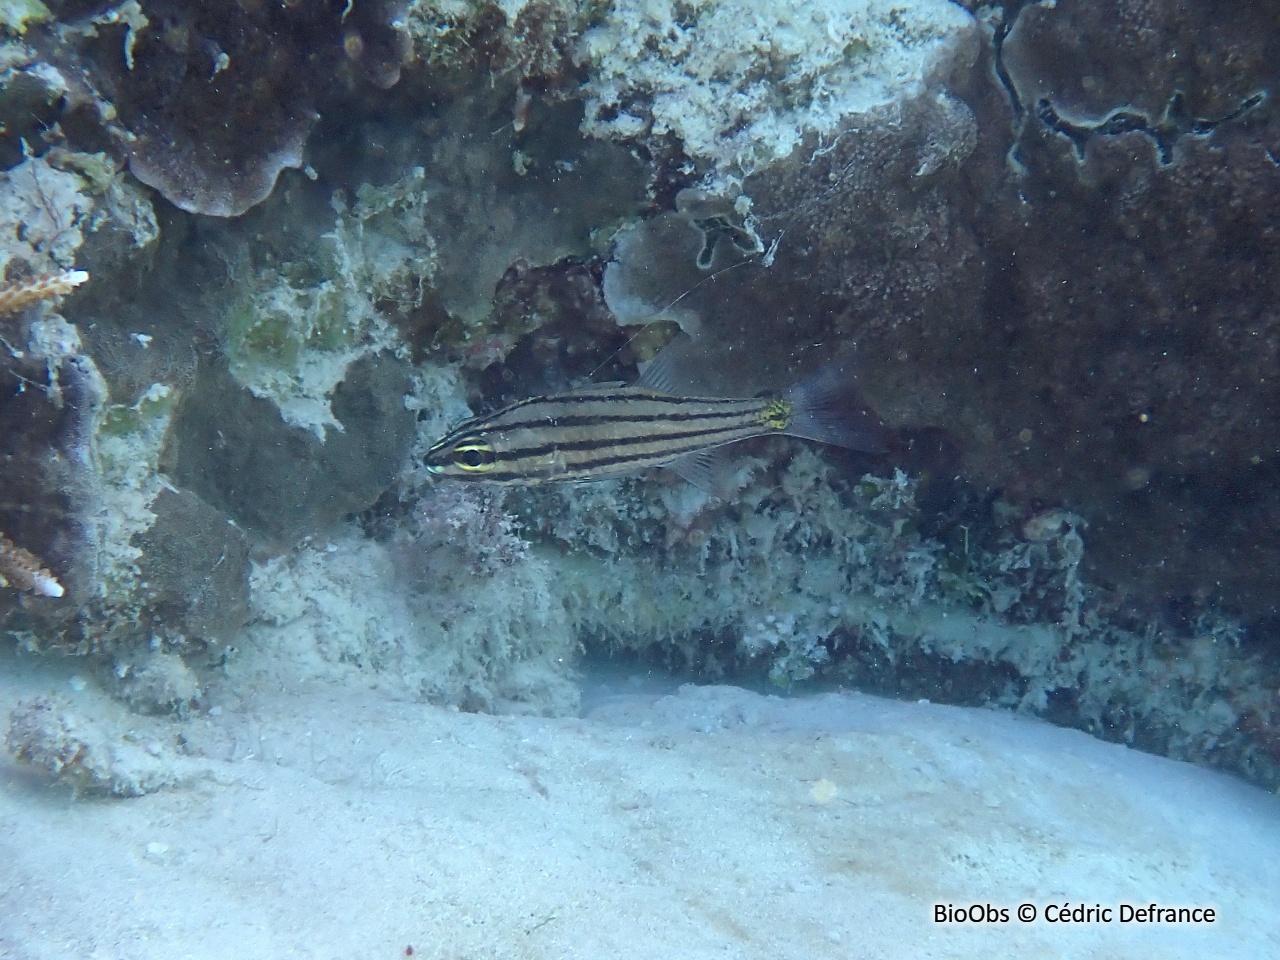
782, 361, 888, 453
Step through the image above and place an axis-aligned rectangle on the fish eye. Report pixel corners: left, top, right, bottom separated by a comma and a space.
453, 444, 495, 471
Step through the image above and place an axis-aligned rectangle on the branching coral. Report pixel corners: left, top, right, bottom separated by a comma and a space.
0, 529, 63, 597
0, 269, 88, 313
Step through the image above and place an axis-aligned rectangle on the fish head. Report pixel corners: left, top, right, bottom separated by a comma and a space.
424, 427, 499, 479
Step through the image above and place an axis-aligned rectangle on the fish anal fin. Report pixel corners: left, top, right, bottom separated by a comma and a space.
664, 445, 746, 500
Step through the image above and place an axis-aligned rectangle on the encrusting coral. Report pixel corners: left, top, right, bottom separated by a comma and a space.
0, 268, 88, 600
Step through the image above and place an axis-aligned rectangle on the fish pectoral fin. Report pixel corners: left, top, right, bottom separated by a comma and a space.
664, 445, 747, 500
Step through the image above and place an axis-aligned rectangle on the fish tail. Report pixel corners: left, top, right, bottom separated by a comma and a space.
782, 360, 888, 453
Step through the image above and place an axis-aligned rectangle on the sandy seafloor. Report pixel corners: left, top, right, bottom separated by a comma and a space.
1, 644, 1277, 960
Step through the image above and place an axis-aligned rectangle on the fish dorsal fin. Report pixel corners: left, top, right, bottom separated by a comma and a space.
664, 445, 745, 500
636, 333, 713, 396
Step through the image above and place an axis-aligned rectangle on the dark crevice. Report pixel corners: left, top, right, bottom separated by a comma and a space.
988, 0, 1032, 125
1036, 90, 1267, 165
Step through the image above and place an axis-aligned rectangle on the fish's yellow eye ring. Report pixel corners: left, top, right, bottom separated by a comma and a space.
453, 442, 497, 472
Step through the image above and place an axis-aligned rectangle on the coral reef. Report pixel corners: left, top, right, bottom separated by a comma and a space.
506, 452, 1277, 784
797, 0, 1279, 623
578, 0, 977, 191
0, 145, 249, 704
591, 0, 1280, 630
0, 303, 104, 611
948, 0, 1280, 622
132, 487, 250, 648
222, 194, 416, 439
164, 354, 417, 545
0, 155, 95, 272
18, 0, 413, 216
0, 0, 1277, 799
405, 0, 583, 91
599, 87, 984, 395
0, 307, 252, 657
0, 270, 85, 601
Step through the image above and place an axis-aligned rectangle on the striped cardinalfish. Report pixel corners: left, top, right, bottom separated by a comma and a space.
424, 343, 885, 495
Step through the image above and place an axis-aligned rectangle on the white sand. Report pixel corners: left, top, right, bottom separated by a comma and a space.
2, 651, 1277, 959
